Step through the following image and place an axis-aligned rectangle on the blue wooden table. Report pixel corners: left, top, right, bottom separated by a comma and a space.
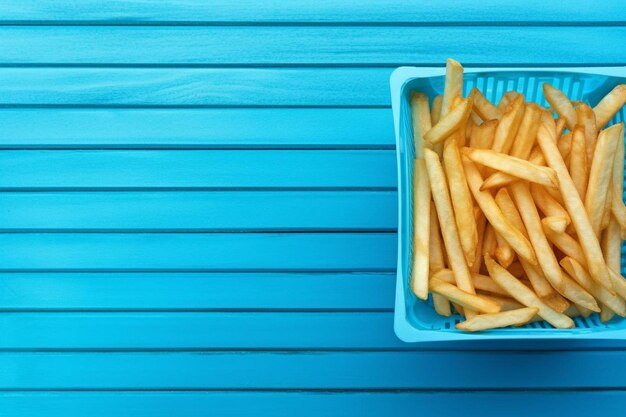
1, 1, 625, 415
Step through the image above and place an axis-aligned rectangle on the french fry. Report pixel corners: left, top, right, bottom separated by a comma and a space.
441, 58, 464, 118
560, 257, 626, 317
470, 119, 498, 150
559, 271, 600, 312
585, 123, 623, 237
492, 95, 525, 154
601, 305, 615, 323
424, 98, 473, 145
542, 220, 586, 266
529, 184, 570, 225
557, 131, 572, 162
543, 83, 577, 130
555, 117, 567, 138
463, 147, 559, 190
485, 255, 574, 328
482, 294, 525, 311
462, 156, 537, 265
593, 84, 626, 129
543, 293, 570, 314
471, 214, 487, 273
609, 268, 626, 301
470, 87, 501, 121
509, 103, 542, 159
542, 216, 568, 234
481, 150, 546, 190
482, 224, 497, 258
410, 158, 430, 299
424, 148, 476, 298
610, 130, 626, 237
575, 103, 597, 161
536, 118, 615, 293
509, 181, 565, 293
429, 202, 451, 316
494, 231, 515, 268
570, 126, 588, 200
497, 91, 520, 113
574, 304, 593, 318
443, 140, 478, 265
431, 95, 443, 125
429, 278, 500, 314
600, 189, 612, 232
456, 307, 538, 332
411, 93, 432, 148
431, 268, 508, 297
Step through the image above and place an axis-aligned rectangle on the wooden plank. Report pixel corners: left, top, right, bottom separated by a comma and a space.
0, 68, 391, 106
0, 233, 396, 271
4, 312, 626, 350
0, 1, 623, 23
0, 108, 394, 148
0, 312, 404, 349
0, 272, 394, 310
0, 391, 624, 417
0, 191, 396, 231
0, 150, 395, 188
1, 351, 626, 389
1, 27, 626, 65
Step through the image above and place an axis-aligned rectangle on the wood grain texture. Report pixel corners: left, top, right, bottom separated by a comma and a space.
0, 191, 396, 231
1, 351, 626, 389
0, 233, 396, 271
0, 0, 623, 23
0, 150, 395, 188
0, 391, 623, 417
1, 27, 625, 65
0, 108, 395, 148
0, 272, 395, 310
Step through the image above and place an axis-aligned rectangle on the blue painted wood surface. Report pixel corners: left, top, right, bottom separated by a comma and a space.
1, 1, 625, 415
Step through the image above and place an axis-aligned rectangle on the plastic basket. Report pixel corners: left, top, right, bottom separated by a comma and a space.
391, 66, 626, 342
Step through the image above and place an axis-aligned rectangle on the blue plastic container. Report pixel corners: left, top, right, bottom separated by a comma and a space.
391, 66, 626, 342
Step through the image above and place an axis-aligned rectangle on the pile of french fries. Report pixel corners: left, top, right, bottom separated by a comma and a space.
411, 58, 626, 332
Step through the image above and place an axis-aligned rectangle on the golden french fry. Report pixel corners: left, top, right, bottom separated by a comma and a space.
602, 213, 622, 304
433, 294, 452, 317
463, 147, 559, 190
601, 305, 615, 323
542, 220, 586, 266
497, 91, 520, 113
471, 214, 487, 273
492, 95, 525, 154
424, 148, 475, 297
429, 277, 500, 314
585, 123, 623, 236
462, 156, 537, 265
570, 126, 588, 200
482, 224, 497, 258
429, 202, 446, 272
609, 129, 626, 237
431, 268, 508, 297
441, 58, 464, 118
431, 95, 443, 125
509, 181, 565, 293
543, 83, 577, 130
485, 255, 574, 328
443, 141, 478, 265
510, 103, 542, 158
559, 271, 600, 312
482, 294, 525, 311
609, 268, 626, 301
593, 84, 626, 129
541, 216, 569, 234
529, 184, 571, 225
456, 307, 538, 332
494, 231, 515, 268
469, 119, 498, 150
410, 159, 430, 299
601, 189, 612, 232
557, 131, 572, 162
560, 257, 626, 317
411, 93, 432, 153
575, 103, 597, 161
543, 293, 570, 314
424, 98, 473, 145
536, 119, 615, 293
555, 117, 567, 138
481, 150, 546, 191
575, 304, 593, 318
470, 87, 501, 121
